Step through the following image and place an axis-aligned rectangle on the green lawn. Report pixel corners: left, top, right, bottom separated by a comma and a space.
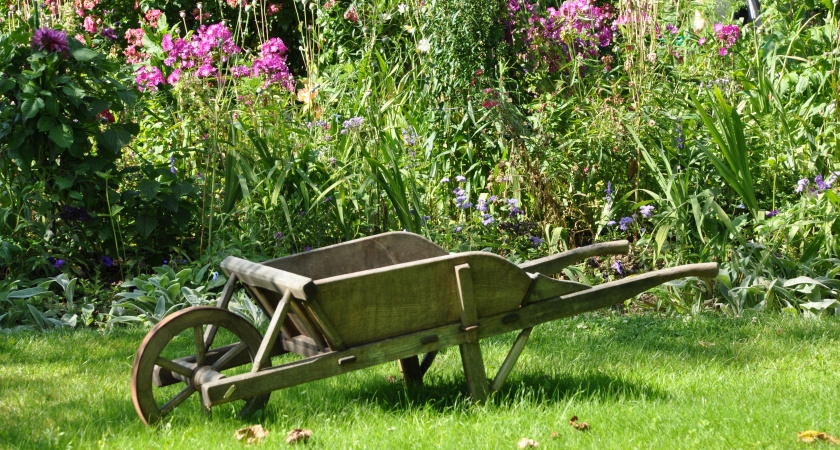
1, 312, 838, 449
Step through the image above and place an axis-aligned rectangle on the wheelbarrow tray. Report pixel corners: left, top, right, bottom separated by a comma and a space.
131, 232, 718, 424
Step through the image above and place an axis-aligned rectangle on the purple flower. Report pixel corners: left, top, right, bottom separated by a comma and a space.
795, 178, 809, 193
529, 236, 545, 246
440, 177, 450, 183
606, 220, 617, 226
611, 260, 624, 276
476, 200, 489, 212
455, 175, 466, 182
32, 28, 70, 55
507, 198, 518, 206
101, 256, 113, 267
212, 271, 218, 281
488, 195, 498, 202
275, 232, 283, 239
47, 257, 66, 268
100, 27, 118, 40
508, 206, 524, 218
815, 175, 828, 191
453, 188, 465, 196
619, 216, 633, 231
766, 210, 780, 218
481, 214, 495, 226
665, 24, 678, 34
736, 204, 745, 209
639, 205, 655, 217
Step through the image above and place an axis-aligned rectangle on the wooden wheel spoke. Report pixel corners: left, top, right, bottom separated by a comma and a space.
155, 356, 193, 378
203, 324, 219, 351
211, 341, 248, 370
159, 385, 196, 416
194, 325, 206, 366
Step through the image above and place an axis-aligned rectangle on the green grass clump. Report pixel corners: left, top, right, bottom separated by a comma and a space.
1, 312, 838, 449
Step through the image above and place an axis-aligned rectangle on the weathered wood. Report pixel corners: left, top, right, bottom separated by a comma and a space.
419, 351, 438, 376
132, 307, 269, 426
281, 335, 325, 357
518, 240, 630, 275
490, 327, 532, 392
455, 263, 489, 403
253, 290, 291, 372
314, 252, 531, 347
526, 273, 591, 304
261, 232, 449, 280
287, 299, 328, 351
204, 274, 239, 347
221, 256, 318, 300
398, 356, 423, 385
201, 262, 718, 408
303, 299, 347, 351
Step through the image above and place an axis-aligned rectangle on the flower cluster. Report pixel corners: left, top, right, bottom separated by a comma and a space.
134, 23, 293, 92
639, 204, 655, 217
797, 173, 839, 193
341, 116, 365, 134
507, 0, 615, 74
401, 127, 419, 147
713, 23, 739, 56
253, 38, 294, 90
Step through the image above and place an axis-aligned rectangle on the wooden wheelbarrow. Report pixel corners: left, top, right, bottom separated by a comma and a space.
131, 232, 718, 425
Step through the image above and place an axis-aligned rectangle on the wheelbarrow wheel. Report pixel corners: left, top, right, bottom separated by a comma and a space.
131, 306, 271, 425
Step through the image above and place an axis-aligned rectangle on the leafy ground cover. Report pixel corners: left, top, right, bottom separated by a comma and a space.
1, 311, 838, 448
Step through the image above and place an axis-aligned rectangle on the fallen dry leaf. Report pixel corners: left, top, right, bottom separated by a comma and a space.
698, 340, 715, 347
385, 375, 398, 383
518, 437, 539, 448
798, 430, 840, 444
550, 431, 560, 438
234, 424, 269, 445
286, 428, 312, 446
570, 416, 591, 431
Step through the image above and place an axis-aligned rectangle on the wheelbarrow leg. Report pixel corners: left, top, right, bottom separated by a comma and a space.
398, 356, 423, 385
490, 327, 532, 392
456, 264, 489, 403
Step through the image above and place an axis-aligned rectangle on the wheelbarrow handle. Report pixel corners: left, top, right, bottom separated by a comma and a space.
518, 240, 630, 275
221, 256, 318, 300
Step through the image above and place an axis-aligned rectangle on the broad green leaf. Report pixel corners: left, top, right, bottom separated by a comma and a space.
8, 287, 51, 299
136, 215, 158, 238
97, 127, 134, 155
21, 96, 44, 119
36, 115, 56, 132
137, 179, 161, 200
49, 122, 73, 148
71, 47, 100, 62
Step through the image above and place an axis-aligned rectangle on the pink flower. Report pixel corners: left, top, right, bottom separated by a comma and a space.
83, 16, 99, 34
162, 34, 174, 51
267, 3, 281, 15
481, 100, 498, 109
719, 47, 727, 56
167, 69, 182, 84
344, 7, 359, 23
698, 37, 706, 46
135, 66, 164, 92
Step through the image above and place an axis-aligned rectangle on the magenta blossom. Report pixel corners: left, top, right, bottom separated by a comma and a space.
32, 28, 70, 55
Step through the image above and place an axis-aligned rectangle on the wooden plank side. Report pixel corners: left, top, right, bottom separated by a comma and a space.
526, 273, 591, 304
314, 252, 532, 347
260, 232, 448, 280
